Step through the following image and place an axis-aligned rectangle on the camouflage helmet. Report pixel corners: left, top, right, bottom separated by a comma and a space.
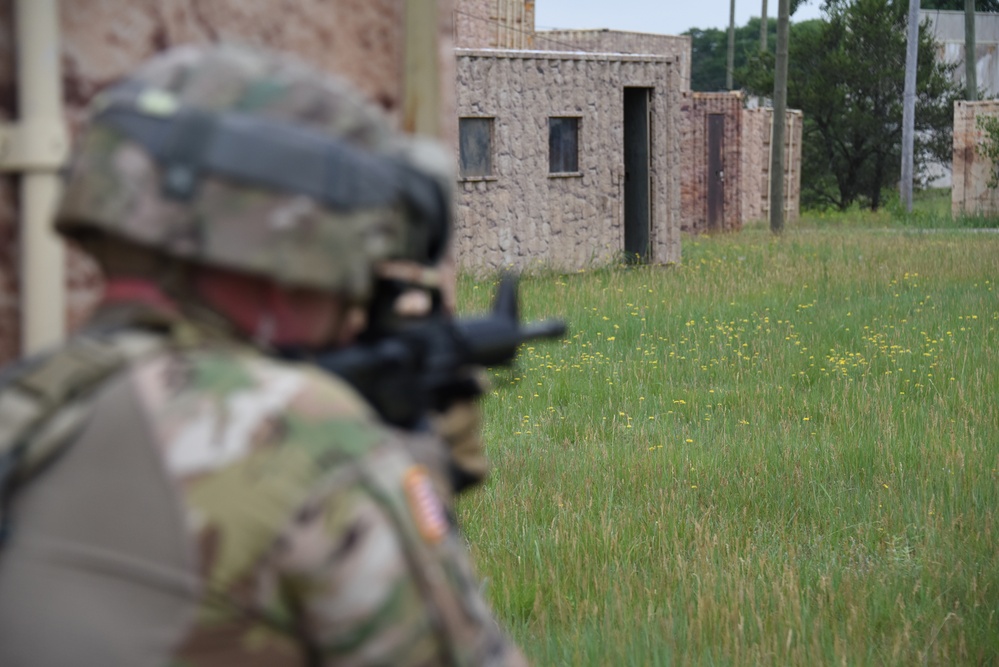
55, 43, 451, 301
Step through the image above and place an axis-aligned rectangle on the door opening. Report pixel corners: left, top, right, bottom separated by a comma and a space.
623, 87, 652, 263
707, 113, 725, 231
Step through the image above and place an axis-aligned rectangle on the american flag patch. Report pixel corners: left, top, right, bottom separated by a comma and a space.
403, 466, 449, 544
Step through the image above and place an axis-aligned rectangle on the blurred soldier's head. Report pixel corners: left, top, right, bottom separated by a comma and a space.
55, 43, 451, 347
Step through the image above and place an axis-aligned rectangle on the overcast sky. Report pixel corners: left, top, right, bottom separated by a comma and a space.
534, 0, 825, 37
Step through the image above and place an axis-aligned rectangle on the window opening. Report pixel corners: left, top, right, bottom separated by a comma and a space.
459, 117, 493, 178
549, 117, 579, 173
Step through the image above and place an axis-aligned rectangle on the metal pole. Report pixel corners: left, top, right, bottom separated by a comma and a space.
900, 0, 919, 213
761, 0, 768, 51
727, 0, 737, 90
769, 0, 789, 233
16, 0, 66, 355
965, 0, 977, 101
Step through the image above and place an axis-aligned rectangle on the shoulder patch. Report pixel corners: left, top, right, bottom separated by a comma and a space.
403, 466, 449, 545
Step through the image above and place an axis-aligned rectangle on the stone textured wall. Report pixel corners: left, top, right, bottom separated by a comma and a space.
454, 49, 680, 272
679, 92, 743, 233
454, 0, 534, 49
538, 29, 691, 91
740, 107, 802, 224
952, 100, 999, 216
0, 0, 453, 364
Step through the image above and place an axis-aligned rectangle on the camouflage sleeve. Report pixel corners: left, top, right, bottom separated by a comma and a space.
132, 349, 522, 664
270, 436, 528, 667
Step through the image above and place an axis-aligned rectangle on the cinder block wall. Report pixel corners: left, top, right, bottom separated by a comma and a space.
679, 92, 743, 233
454, 49, 681, 272
741, 107, 802, 224
538, 29, 691, 91
0, 0, 454, 364
952, 100, 999, 216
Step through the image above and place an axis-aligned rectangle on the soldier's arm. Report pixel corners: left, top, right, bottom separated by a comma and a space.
270, 439, 527, 667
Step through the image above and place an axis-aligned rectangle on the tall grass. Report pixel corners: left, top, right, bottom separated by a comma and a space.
455, 226, 999, 665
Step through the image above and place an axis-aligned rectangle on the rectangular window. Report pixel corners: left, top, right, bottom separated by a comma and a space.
549, 117, 579, 173
459, 117, 493, 178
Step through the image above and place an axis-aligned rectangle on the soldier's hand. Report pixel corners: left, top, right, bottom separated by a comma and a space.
431, 396, 488, 495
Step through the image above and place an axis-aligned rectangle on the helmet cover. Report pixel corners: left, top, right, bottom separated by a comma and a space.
56, 43, 451, 301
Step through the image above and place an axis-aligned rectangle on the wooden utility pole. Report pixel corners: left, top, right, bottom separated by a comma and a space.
966, 0, 978, 101
761, 0, 768, 51
900, 0, 919, 213
769, 0, 789, 233
727, 0, 736, 89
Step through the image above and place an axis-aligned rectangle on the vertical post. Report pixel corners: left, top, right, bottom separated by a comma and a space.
901, 0, 919, 213
403, 0, 441, 137
727, 0, 736, 90
403, 0, 459, 313
761, 0, 769, 51
965, 0, 978, 101
16, 0, 66, 355
769, 0, 789, 233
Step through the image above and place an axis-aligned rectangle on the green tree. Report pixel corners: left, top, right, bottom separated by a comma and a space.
686, 1, 822, 91
742, 0, 960, 210
687, 19, 775, 90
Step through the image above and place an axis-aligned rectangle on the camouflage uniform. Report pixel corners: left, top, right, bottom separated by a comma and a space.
0, 45, 525, 667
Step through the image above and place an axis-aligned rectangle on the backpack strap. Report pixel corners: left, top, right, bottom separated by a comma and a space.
0, 330, 166, 544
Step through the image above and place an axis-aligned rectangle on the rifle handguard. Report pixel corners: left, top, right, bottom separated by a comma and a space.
315, 274, 567, 428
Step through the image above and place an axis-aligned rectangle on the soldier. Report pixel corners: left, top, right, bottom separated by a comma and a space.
0, 44, 525, 666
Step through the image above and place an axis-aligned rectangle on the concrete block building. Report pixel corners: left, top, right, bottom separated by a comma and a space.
454, 48, 682, 270
680, 93, 803, 232
451, 0, 801, 271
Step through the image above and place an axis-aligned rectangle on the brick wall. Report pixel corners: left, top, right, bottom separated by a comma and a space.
454, 49, 681, 271
0, 0, 454, 364
677, 94, 802, 233
952, 100, 999, 216
679, 92, 743, 233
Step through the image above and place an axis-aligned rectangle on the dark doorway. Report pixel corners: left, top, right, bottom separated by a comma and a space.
707, 113, 725, 231
623, 87, 651, 263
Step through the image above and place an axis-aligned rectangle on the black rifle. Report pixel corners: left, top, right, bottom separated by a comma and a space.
316, 274, 566, 428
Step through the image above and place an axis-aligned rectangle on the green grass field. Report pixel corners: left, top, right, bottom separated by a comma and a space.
455, 216, 998, 665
